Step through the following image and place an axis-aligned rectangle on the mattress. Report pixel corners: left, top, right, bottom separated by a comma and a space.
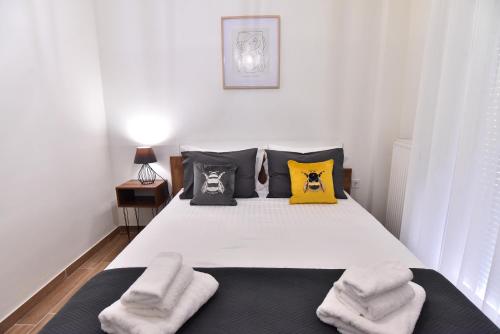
108, 193, 423, 269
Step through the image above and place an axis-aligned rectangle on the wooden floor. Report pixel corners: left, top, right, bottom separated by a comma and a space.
5, 232, 132, 334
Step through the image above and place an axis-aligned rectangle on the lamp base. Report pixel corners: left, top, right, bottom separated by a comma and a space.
138, 164, 156, 185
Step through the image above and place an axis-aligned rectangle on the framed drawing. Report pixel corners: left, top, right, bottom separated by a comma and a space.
221, 15, 280, 89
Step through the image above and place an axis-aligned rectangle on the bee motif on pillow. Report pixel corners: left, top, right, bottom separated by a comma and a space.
303, 171, 325, 193
202, 171, 226, 194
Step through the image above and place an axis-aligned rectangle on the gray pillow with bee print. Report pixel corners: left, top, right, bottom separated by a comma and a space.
180, 148, 258, 199
190, 163, 237, 206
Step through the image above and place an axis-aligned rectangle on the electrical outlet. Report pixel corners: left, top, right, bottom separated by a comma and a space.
352, 179, 361, 189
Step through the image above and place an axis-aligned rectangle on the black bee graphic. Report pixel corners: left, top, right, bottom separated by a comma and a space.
303, 171, 325, 192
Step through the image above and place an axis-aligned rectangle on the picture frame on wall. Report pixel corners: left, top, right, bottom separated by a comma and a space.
221, 15, 281, 89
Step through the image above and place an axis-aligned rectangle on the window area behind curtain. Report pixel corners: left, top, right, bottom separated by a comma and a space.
400, 0, 500, 326
458, 32, 500, 323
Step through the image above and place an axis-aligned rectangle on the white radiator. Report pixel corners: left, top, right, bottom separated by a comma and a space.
385, 139, 412, 238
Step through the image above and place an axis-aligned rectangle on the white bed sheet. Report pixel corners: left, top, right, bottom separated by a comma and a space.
108, 194, 423, 269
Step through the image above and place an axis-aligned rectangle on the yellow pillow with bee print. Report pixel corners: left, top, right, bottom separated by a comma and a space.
287, 159, 337, 204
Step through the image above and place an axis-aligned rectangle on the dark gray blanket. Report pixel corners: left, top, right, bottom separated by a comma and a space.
39, 268, 499, 334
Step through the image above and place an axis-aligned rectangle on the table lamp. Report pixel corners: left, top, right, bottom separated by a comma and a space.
134, 146, 157, 184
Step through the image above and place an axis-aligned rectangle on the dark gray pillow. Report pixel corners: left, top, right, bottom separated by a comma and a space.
190, 163, 237, 206
180, 148, 258, 199
265, 148, 347, 199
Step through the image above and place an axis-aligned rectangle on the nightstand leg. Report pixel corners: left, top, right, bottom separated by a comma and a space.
122, 208, 131, 241
134, 208, 141, 232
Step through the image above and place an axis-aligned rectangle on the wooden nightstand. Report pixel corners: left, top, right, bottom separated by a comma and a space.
116, 180, 169, 240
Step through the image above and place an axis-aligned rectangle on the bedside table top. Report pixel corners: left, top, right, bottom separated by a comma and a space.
116, 180, 165, 190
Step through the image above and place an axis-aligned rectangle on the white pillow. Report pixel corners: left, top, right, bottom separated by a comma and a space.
180, 145, 267, 195
180, 145, 265, 153
267, 144, 343, 153
258, 153, 269, 197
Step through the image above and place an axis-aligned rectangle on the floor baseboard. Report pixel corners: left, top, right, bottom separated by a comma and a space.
0, 227, 120, 332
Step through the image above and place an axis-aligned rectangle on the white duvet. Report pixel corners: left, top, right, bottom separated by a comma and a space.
108, 194, 423, 270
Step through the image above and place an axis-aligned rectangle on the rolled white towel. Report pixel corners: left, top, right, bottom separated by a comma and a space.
123, 265, 194, 317
121, 252, 182, 306
99, 271, 219, 334
342, 261, 413, 299
317, 282, 426, 334
334, 275, 415, 321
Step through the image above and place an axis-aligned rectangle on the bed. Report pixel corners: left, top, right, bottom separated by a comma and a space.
109, 156, 421, 270
39, 156, 500, 334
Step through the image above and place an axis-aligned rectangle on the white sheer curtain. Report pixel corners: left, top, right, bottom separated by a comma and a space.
400, 0, 500, 326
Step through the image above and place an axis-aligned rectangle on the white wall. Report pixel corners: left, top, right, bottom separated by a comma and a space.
95, 0, 415, 222
0, 0, 115, 321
